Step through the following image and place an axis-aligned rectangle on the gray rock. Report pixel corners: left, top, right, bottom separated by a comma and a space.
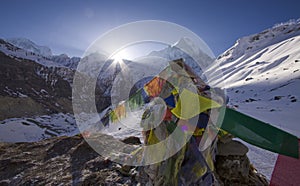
215, 140, 268, 186
217, 140, 249, 156
216, 154, 250, 184
121, 136, 142, 145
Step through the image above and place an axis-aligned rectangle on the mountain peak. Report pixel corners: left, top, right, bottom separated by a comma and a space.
173, 37, 194, 48
6, 37, 53, 57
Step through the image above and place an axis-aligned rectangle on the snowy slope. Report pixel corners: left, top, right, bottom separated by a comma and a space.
7, 37, 53, 57
51, 54, 80, 69
0, 39, 60, 67
1, 38, 80, 68
204, 19, 300, 180
205, 19, 300, 137
0, 113, 78, 142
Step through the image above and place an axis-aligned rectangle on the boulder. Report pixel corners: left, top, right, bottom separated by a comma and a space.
217, 140, 248, 156
215, 139, 268, 185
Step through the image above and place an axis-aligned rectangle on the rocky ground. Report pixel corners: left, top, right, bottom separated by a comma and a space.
0, 133, 269, 186
0, 134, 139, 185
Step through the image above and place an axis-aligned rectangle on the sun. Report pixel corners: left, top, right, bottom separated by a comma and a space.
111, 46, 136, 62
111, 49, 127, 65
110, 49, 131, 69
112, 54, 123, 64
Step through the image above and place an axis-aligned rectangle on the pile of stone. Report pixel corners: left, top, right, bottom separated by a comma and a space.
215, 136, 269, 185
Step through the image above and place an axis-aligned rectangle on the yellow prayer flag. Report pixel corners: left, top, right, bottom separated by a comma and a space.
171, 89, 221, 119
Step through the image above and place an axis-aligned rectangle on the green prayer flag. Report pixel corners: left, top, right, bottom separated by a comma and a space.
219, 106, 299, 158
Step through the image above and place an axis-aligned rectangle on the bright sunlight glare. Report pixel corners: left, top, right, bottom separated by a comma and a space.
110, 42, 167, 63
111, 48, 130, 64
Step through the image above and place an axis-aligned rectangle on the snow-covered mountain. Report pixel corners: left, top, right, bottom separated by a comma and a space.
1, 38, 80, 69
51, 54, 80, 69
205, 19, 300, 136
6, 37, 53, 57
0, 38, 59, 67
0, 38, 79, 141
148, 37, 214, 79
204, 19, 300, 179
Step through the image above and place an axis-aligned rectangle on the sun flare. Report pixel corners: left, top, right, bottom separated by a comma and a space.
110, 50, 129, 69
113, 54, 123, 64
112, 49, 128, 61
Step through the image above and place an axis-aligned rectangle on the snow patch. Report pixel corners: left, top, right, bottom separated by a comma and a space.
0, 113, 78, 142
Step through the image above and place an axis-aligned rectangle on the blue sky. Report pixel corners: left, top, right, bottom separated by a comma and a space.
1, 0, 299, 57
